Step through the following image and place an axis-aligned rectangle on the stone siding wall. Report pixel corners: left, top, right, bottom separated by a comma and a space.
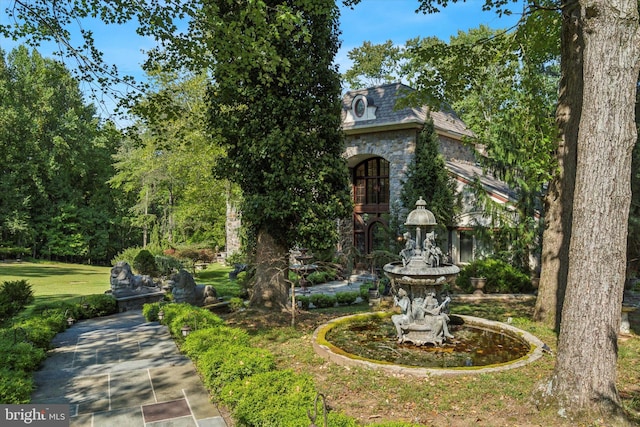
344, 128, 418, 209
438, 135, 476, 163
344, 128, 474, 209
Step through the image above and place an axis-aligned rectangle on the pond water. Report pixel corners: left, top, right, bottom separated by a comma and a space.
324, 315, 530, 368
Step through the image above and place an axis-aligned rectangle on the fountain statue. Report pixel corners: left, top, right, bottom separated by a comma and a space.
383, 197, 460, 346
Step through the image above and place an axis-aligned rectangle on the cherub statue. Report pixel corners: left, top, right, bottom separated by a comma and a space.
400, 232, 415, 266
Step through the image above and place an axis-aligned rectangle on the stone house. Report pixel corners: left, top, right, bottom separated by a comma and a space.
342, 83, 515, 265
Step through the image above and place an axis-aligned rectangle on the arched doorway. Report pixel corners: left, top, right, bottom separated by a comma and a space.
352, 157, 390, 254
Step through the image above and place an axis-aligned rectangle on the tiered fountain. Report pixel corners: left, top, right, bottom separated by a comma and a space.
383, 197, 459, 346
313, 198, 545, 375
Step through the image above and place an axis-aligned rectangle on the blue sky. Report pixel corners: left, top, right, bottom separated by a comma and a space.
1, 0, 522, 122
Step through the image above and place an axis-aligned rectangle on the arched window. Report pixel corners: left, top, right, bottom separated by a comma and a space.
353, 157, 389, 212
352, 157, 390, 254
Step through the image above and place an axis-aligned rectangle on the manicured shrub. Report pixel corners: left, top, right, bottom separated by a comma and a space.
170, 311, 223, 339
199, 343, 275, 395
296, 295, 310, 309
456, 258, 531, 294
360, 282, 380, 301
81, 294, 117, 318
143, 302, 162, 322
220, 369, 318, 427
111, 246, 144, 266
309, 293, 336, 308
155, 255, 184, 276
335, 291, 358, 305
15, 317, 59, 349
133, 249, 158, 276
0, 339, 46, 371
181, 326, 251, 362
0, 280, 34, 322
0, 368, 33, 404
155, 303, 223, 340
309, 267, 338, 285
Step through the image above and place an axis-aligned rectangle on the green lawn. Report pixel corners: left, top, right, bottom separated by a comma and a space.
0, 261, 112, 305
0, 260, 241, 303
193, 263, 244, 298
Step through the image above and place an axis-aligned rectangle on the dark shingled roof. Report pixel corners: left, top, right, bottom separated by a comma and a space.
342, 83, 474, 138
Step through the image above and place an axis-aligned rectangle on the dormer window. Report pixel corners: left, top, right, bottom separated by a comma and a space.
354, 98, 366, 118
345, 94, 376, 123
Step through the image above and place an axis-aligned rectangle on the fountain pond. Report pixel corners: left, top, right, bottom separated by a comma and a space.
312, 198, 545, 375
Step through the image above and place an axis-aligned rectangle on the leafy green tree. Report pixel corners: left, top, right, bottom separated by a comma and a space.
207, 0, 352, 309
343, 40, 403, 89
111, 70, 227, 250
0, 46, 131, 263
400, 117, 459, 230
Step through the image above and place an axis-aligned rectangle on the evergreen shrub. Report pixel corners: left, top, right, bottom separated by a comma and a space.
133, 249, 158, 276
111, 246, 143, 266
155, 255, 184, 276
0, 280, 34, 322
142, 302, 162, 322
335, 291, 358, 305
15, 317, 59, 349
309, 293, 336, 308
156, 303, 223, 340
220, 369, 317, 427
456, 258, 531, 294
296, 295, 310, 309
0, 368, 33, 404
181, 326, 251, 361
198, 344, 275, 395
81, 294, 117, 318
0, 339, 46, 371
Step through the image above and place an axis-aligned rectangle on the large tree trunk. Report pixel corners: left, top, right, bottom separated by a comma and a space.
534, 0, 582, 330
248, 227, 290, 310
544, 0, 640, 418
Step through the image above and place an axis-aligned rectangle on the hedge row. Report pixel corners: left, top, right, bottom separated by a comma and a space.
144, 302, 422, 427
144, 302, 356, 426
0, 285, 117, 403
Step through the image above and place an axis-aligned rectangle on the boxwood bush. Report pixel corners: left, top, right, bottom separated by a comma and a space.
154, 255, 185, 276
142, 302, 360, 427
220, 369, 319, 427
0, 280, 34, 323
133, 249, 158, 276
309, 293, 336, 309
296, 295, 310, 309
0, 368, 33, 404
150, 303, 224, 340
335, 291, 359, 305
220, 369, 357, 427
199, 343, 275, 395
181, 326, 251, 362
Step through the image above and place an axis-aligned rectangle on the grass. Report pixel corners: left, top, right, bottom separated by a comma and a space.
0, 260, 111, 301
193, 263, 245, 298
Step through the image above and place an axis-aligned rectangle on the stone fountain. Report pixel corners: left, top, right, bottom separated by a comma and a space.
383, 197, 460, 346
312, 197, 546, 374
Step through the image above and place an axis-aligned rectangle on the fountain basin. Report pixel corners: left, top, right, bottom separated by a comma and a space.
383, 261, 460, 283
313, 312, 545, 376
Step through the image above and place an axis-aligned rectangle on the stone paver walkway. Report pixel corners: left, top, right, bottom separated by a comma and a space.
31, 310, 227, 427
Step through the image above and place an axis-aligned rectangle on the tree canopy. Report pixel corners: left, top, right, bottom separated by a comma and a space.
0, 46, 133, 262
